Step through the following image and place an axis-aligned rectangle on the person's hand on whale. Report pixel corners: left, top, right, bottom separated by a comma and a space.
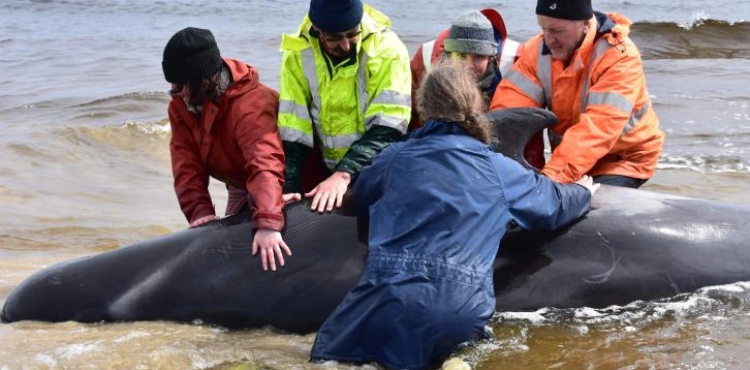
574, 175, 600, 196
305, 171, 351, 213
283, 192, 302, 204
189, 215, 219, 228
253, 228, 292, 272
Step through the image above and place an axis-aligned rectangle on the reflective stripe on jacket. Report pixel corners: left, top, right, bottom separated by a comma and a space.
490, 12, 664, 182
407, 9, 547, 168
168, 59, 285, 230
277, 4, 411, 170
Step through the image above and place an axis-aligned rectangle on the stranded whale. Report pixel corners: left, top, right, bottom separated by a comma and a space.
3, 108, 750, 333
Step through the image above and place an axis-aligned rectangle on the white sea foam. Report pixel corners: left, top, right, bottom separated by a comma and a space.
113, 330, 152, 343
55, 341, 103, 359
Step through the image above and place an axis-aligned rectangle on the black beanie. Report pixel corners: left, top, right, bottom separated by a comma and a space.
309, 0, 364, 33
536, 0, 593, 21
162, 27, 224, 84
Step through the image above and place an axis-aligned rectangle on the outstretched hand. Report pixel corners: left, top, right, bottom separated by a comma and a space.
575, 175, 601, 196
305, 171, 351, 213
252, 228, 292, 272
189, 215, 219, 228
283, 192, 302, 204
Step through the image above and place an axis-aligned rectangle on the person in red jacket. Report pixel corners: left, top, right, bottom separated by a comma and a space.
409, 9, 544, 168
162, 27, 299, 271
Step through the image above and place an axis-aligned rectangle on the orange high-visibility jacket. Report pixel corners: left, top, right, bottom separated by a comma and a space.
490, 12, 664, 183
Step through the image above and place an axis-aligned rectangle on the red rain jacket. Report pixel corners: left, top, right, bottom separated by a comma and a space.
168, 58, 285, 231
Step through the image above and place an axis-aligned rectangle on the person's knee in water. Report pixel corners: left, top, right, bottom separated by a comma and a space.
310, 61, 599, 370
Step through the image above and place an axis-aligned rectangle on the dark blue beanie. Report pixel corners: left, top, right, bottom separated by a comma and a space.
309, 0, 364, 33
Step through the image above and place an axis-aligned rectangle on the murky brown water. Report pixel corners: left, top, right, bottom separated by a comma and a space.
1, 0, 749, 368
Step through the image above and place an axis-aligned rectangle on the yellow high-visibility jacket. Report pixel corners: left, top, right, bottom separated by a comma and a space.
277, 4, 411, 172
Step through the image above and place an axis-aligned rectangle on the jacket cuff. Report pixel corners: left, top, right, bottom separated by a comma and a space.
336, 125, 403, 175
541, 167, 569, 183
251, 211, 285, 232
334, 158, 360, 175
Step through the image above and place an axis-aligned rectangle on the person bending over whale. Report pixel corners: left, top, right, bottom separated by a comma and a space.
162, 27, 300, 271
491, 0, 664, 188
277, 0, 411, 213
309, 62, 599, 370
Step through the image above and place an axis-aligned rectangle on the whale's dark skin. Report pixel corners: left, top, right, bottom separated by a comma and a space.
3, 108, 750, 333
1, 205, 365, 334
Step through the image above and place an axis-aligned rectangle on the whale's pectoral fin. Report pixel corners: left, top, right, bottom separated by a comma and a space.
485, 107, 558, 171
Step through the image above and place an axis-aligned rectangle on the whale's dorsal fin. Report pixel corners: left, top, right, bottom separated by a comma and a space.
485, 107, 557, 171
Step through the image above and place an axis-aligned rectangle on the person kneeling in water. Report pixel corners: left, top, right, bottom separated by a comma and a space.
310, 61, 599, 370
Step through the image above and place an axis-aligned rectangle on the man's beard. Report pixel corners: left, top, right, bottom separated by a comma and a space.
327, 44, 357, 59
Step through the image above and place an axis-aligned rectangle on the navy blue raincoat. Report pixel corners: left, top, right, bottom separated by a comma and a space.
311, 120, 592, 370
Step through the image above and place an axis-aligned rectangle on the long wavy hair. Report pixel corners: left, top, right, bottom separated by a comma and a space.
416, 61, 493, 144
169, 69, 227, 107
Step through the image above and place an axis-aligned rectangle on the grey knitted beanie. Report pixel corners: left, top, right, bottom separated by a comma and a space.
443, 11, 498, 57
